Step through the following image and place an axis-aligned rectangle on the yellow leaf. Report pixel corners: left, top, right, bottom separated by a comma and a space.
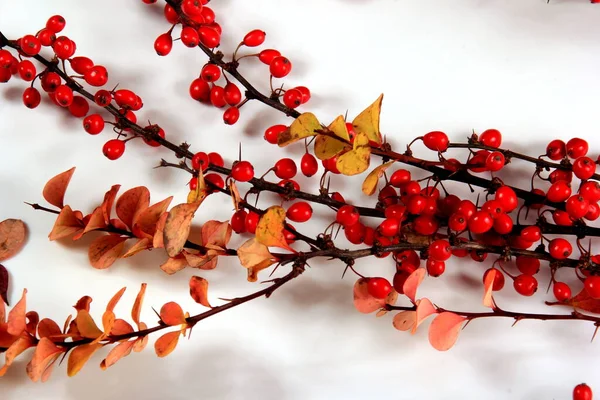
336, 132, 371, 176
277, 112, 321, 147
328, 115, 350, 141
237, 238, 276, 282
187, 168, 208, 204
362, 161, 395, 196
189, 276, 211, 308
67, 343, 102, 377
163, 202, 201, 257
314, 116, 352, 161
352, 93, 383, 144
255, 206, 293, 250
154, 331, 180, 358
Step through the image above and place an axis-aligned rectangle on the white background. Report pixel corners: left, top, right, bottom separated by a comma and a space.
1, 0, 600, 399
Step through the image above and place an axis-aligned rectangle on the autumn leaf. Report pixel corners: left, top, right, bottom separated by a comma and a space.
26, 337, 64, 382
183, 251, 217, 270
336, 132, 371, 176
314, 115, 352, 160
353, 278, 398, 314
38, 318, 62, 339
115, 186, 150, 229
133, 322, 149, 352
482, 269, 498, 309
160, 302, 186, 326
187, 168, 209, 204
403, 268, 426, 304
132, 197, 173, 239
106, 287, 126, 313
101, 185, 121, 224
154, 330, 180, 358
121, 238, 152, 258
362, 161, 395, 196
75, 309, 103, 339
164, 201, 201, 257
547, 288, 600, 314
131, 283, 146, 329
160, 255, 188, 275
0, 264, 8, 306
67, 343, 102, 377
48, 205, 84, 241
412, 298, 437, 334
237, 238, 276, 282
88, 235, 128, 269
7, 289, 26, 336
428, 312, 468, 351
153, 213, 168, 249
25, 311, 39, 336
0, 335, 34, 376
110, 319, 134, 336
201, 220, 232, 249
101, 340, 135, 370
74, 295, 92, 312
0, 219, 26, 262
75, 206, 107, 239
352, 94, 383, 144
189, 276, 211, 308
43, 167, 75, 209
393, 311, 416, 331
277, 112, 321, 147
255, 206, 293, 250
229, 181, 242, 211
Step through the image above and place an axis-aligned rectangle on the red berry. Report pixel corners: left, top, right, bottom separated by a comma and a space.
336, 205, 360, 227
548, 238, 572, 260
17, 60, 36, 81
553, 282, 571, 302
181, 0, 204, 18
385, 204, 406, 221
69, 96, 90, 118
113, 89, 138, 109
584, 276, 600, 299
198, 27, 221, 48
210, 86, 226, 108
367, 277, 392, 299
494, 186, 518, 212
83, 114, 105, 135
36, 28, 56, 47
586, 202, 600, 221
162, 4, 178, 23
493, 213, 513, 235
200, 7, 216, 24
546, 139, 566, 160
54, 85, 74, 107
208, 152, 224, 167
456, 200, 477, 219
223, 107, 240, 125
553, 209, 574, 226
20, 35, 41, 56
264, 124, 287, 144
84, 65, 108, 87
181, 26, 200, 47
154, 33, 173, 56
448, 213, 467, 232
283, 88, 303, 109
230, 210, 247, 234
467, 150, 490, 173
378, 218, 400, 237
483, 268, 505, 291
224, 82, 242, 106
46, 15, 66, 33
468, 211, 494, 234
344, 222, 365, 244
573, 157, 596, 180
406, 195, 426, 215
547, 181, 572, 203
189, 78, 211, 102
412, 215, 439, 235
201, 64, 221, 82
205, 173, 225, 192
295, 86, 311, 104
22, 87, 41, 109
429, 240, 452, 261
231, 161, 254, 182
94, 89, 112, 107
274, 158, 297, 179
245, 212, 259, 234
393, 272, 410, 294
300, 153, 318, 177
322, 156, 340, 174
481, 200, 504, 218
513, 274, 538, 296
143, 125, 165, 147
396, 250, 421, 270
286, 202, 313, 223
426, 259, 446, 277
549, 169, 573, 184
579, 181, 600, 202
573, 383, 593, 400
479, 129, 502, 148
485, 151, 505, 171
192, 152, 210, 171
52, 36, 76, 59
69, 56, 94, 75
270, 56, 292, 78
102, 139, 125, 160
258, 49, 280, 65
520, 226, 541, 242
389, 169, 411, 187
566, 137, 589, 159
277, 179, 300, 199
423, 131, 449, 152
566, 195, 590, 219
243, 30, 266, 47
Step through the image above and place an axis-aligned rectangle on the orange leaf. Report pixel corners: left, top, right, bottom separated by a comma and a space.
40, 353, 61, 383
133, 322, 148, 352
80, 207, 108, 237
101, 340, 135, 370
189, 276, 211, 308
38, 318, 63, 339
48, 205, 84, 241
7, 289, 26, 336
428, 312, 467, 351
393, 311, 416, 331
160, 302, 185, 326
111, 319, 134, 336
201, 220, 232, 248
483, 269, 498, 309
67, 343, 102, 377
403, 268, 426, 303
101, 185, 121, 224
153, 213, 168, 249
26, 311, 39, 336
43, 167, 75, 209
0, 219, 27, 262
26, 337, 64, 382
75, 309, 103, 339
362, 161, 395, 196
412, 298, 437, 334
115, 187, 150, 229
160, 255, 188, 275
183, 251, 217, 270
131, 283, 147, 328
73, 296, 92, 312
132, 197, 173, 239
229, 181, 242, 211
163, 202, 201, 257
88, 235, 128, 269
237, 238, 276, 282
255, 206, 293, 250
122, 238, 152, 258
154, 330, 180, 358
106, 287, 126, 314
101, 311, 115, 336
0, 335, 34, 376
353, 278, 398, 314
548, 288, 600, 314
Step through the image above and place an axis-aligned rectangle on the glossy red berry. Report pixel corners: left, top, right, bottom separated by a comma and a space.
286, 202, 313, 223
520, 226, 541, 242
69, 56, 94, 75
84, 65, 108, 87
344, 222, 365, 244
426, 259, 446, 277
198, 27, 220, 48
244, 212, 259, 234
493, 213, 513, 235
83, 114, 105, 135
553, 282, 572, 302
54, 85, 74, 107
200, 7, 216, 24
192, 152, 210, 171
513, 274, 538, 296
94, 89, 112, 107
483, 268, 505, 291
102, 139, 125, 160
52, 36, 76, 59
264, 124, 286, 144
546, 139, 566, 160
481, 200, 504, 218
468, 211, 494, 234
584, 276, 600, 299
300, 153, 318, 177
113, 89, 138, 109
586, 202, 600, 221
208, 152, 224, 167
181, 0, 204, 18
201, 64, 221, 82
367, 277, 392, 299
485, 151, 505, 172
546, 181, 572, 203
274, 158, 297, 179
230, 210, 247, 234
573, 383, 593, 400
210, 86, 226, 108
448, 213, 467, 232
269, 56, 292, 78
479, 129, 502, 148
283, 89, 303, 109
412, 215, 439, 235
20, 35, 41, 56
257, 49, 281, 65
36, 28, 56, 47
295, 86, 311, 104
393, 272, 410, 294
493, 186, 517, 212
46, 15, 66, 33
154, 33, 173, 56
224, 82, 242, 106
566, 195, 590, 219
549, 169, 573, 184
322, 156, 340, 174
553, 209, 574, 226
69, 95, 89, 118
548, 238, 572, 260
142, 125, 165, 147
423, 131, 449, 152
336, 205, 360, 227
189, 78, 211, 102
205, 173, 225, 193
429, 240, 452, 261
17, 60, 36, 81
579, 181, 600, 202
573, 157, 596, 180
223, 107, 240, 125
243, 30, 266, 47
231, 161, 254, 182
566, 137, 589, 159
384, 204, 406, 221
456, 200, 476, 220
180, 26, 200, 47
22, 87, 41, 109
378, 218, 400, 237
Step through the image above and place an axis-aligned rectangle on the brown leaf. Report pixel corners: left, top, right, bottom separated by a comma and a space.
229, 181, 242, 211
0, 264, 8, 306
7, 289, 26, 336
122, 238, 152, 258
0, 219, 27, 262
115, 187, 150, 229
75, 310, 103, 339
160, 302, 185, 326
74, 207, 107, 239
153, 213, 168, 249
132, 197, 173, 239
154, 331, 180, 358
183, 251, 217, 270
189, 276, 211, 308
43, 167, 75, 209
353, 278, 398, 314
48, 205, 84, 241
67, 343, 102, 377
237, 238, 276, 282
38, 318, 62, 339
0, 335, 34, 376
255, 206, 293, 250
88, 235, 128, 269
26, 311, 39, 336
201, 220, 232, 248
101, 185, 121, 224
160, 255, 188, 275
164, 202, 201, 257
73, 296, 92, 312
101, 340, 135, 370
428, 312, 467, 351
26, 337, 64, 382
133, 322, 148, 352
131, 283, 147, 328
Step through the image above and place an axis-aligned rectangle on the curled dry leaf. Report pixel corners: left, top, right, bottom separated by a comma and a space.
26, 337, 64, 382
353, 278, 398, 314
152, 212, 168, 249
482, 269, 498, 309
229, 181, 242, 211
335, 132, 371, 176
154, 330, 180, 358
163, 201, 201, 258
48, 205, 84, 241
115, 186, 150, 230
74, 207, 107, 240
67, 343, 102, 377
121, 238, 152, 258
0, 264, 8, 305
351, 93, 383, 144
132, 197, 173, 239
237, 238, 276, 282
403, 268, 426, 304
393, 311, 416, 331
0, 219, 27, 262
160, 255, 188, 275
187, 168, 208, 204
428, 312, 468, 351
106, 287, 126, 313
43, 167, 75, 209
277, 112, 321, 147
160, 302, 186, 326
412, 298, 437, 334
255, 206, 293, 251
201, 220, 232, 249
101, 340, 135, 370
362, 161, 395, 196
189, 276, 211, 308
88, 235, 128, 269
7, 289, 26, 336
26, 311, 39, 336
183, 250, 217, 270
314, 115, 351, 160
101, 184, 121, 224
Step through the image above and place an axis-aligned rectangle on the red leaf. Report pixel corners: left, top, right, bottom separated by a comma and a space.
403, 268, 426, 303
160, 302, 185, 326
483, 269, 498, 309
353, 278, 398, 314
48, 205, 84, 241
0, 264, 8, 306
43, 167, 75, 209
154, 331, 180, 357
88, 235, 128, 269
25, 311, 39, 336
412, 298, 437, 334
392, 311, 416, 331
189, 276, 211, 308
428, 312, 467, 351
7, 289, 26, 336
102, 185, 121, 224
115, 187, 150, 230
0, 219, 27, 262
